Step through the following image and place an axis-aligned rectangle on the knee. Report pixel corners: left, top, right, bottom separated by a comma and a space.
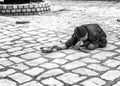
87, 44, 98, 50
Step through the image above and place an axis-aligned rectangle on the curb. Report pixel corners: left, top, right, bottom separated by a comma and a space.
0, 1, 51, 15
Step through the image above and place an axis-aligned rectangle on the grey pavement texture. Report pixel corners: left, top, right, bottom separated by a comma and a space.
0, 1, 120, 86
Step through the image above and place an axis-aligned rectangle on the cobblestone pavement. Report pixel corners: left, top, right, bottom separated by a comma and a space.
1, 1, 120, 86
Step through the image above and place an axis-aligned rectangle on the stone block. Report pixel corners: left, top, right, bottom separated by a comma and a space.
101, 70, 120, 81
0, 79, 16, 86
62, 61, 86, 70
24, 67, 44, 76
41, 77, 64, 86
81, 78, 106, 86
57, 73, 86, 84
9, 73, 32, 84
7, 6, 13, 9
36, 69, 64, 80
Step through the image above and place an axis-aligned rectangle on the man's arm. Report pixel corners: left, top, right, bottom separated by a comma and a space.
98, 36, 107, 48
65, 33, 77, 49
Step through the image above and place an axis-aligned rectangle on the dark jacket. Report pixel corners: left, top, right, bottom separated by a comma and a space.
65, 24, 107, 49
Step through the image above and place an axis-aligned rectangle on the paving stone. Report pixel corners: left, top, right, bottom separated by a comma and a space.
65, 52, 89, 61
0, 53, 9, 58
21, 53, 41, 60
11, 51, 26, 56
80, 57, 100, 63
57, 73, 86, 84
117, 66, 120, 70
41, 77, 64, 86
24, 67, 44, 76
89, 49, 101, 54
25, 58, 48, 66
62, 49, 77, 54
7, 47, 23, 52
101, 70, 120, 81
23, 48, 35, 53
36, 69, 64, 80
24, 43, 40, 48
0, 38, 13, 43
0, 79, 17, 86
40, 62, 59, 69
9, 57, 25, 63
87, 64, 110, 72
113, 81, 120, 86
81, 78, 106, 86
1, 45, 12, 49
0, 69, 16, 77
20, 81, 43, 86
114, 56, 120, 60
62, 61, 86, 70
103, 59, 120, 67
45, 52, 66, 58
0, 60, 14, 66
92, 51, 117, 60
10, 63, 29, 71
114, 42, 120, 46
52, 59, 68, 64
101, 44, 117, 50
0, 65, 4, 69
9, 73, 32, 84
115, 49, 120, 53
72, 68, 98, 76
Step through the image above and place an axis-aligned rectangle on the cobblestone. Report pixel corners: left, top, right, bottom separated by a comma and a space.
62, 49, 77, 54
7, 47, 23, 52
0, 69, 16, 77
10, 63, 29, 71
113, 81, 120, 86
9, 73, 32, 84
52, 58, 68, 64
24, 67, 44, 76
72, 68, 98, 76
45, 52, 66, 58
40, 62, 59, 69
21, 53, 41, 60
9, 57, 26, 63
80, 57, 100, 63
87, 64, 110, 72
81, 78, 106, 86
41, 77, 64, 86
65, 52, 89, 60
101, 70, 120, 81
0, 79, 17, 86
36, 69, 64, 80
62, 61, 87, 70
20, 81, 43, 86
57, 73, 86, 84
25, 58, 48, 66
102, 44, 117, 50
92, 51, 117, 60
103, 59, 120, 67
0, 60, 14, 66
11, 51, 26, 56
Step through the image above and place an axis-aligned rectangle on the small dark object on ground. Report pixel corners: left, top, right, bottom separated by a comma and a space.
16, 21, 30, 24
117, 19, 120, 22
40, 46, 62, 53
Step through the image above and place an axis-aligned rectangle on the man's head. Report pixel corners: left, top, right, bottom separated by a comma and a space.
75, 26, 88, 41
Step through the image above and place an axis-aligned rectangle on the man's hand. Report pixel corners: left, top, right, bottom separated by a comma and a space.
78, 47, 90, 53
74, 40, 83, 50
57, 44, 67, 50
